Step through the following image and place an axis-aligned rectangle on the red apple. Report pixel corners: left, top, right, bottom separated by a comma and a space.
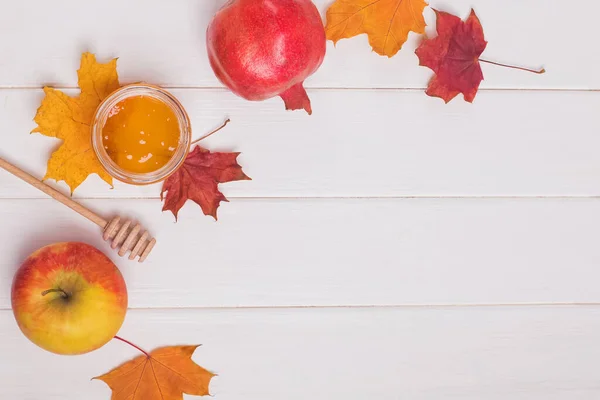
11, 242, 128, 355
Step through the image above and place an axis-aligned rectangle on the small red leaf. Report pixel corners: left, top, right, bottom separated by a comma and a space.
415, 9, 487, 103
161, 146, 251, 220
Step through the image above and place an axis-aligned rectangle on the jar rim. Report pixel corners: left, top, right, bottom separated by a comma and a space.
91, 83, 192, 185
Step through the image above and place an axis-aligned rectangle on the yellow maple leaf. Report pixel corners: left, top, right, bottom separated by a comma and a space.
32, 52, 120, 193
325, 0, 428, 57
94, 344, 215, 400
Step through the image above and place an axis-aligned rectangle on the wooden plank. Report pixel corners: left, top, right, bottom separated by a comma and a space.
2, 306, 599, 399
1, 89, 599, 199
0, 0, 591, 89
1, 198, 599, 308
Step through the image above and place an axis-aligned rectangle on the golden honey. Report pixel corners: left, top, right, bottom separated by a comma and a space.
101, 95, 180, 174
92, 84, 191, 185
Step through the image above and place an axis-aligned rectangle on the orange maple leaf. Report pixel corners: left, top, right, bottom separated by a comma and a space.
325, 0, 428, 57
32, 52, 120, 193
94, 342, 215, 400
161, 145, 251, 221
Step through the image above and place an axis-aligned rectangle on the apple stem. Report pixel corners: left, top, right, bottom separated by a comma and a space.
479, 59, 545, 74
191, 118, 231, 145
41, 288, 68, 298
114, 335, 150, 357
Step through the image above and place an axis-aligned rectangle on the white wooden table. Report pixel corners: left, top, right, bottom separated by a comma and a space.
1, 1, 600, 398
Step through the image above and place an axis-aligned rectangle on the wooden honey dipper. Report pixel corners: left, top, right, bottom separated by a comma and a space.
0, 156, 156, 262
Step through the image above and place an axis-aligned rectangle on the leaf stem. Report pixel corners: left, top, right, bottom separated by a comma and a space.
191, 118, 231, 145
113, 335, 150, 357
41, 288, 68, 298
479, 59, 545, 74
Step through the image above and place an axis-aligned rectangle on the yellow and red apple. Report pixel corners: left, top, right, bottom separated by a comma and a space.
11, 242, 128, 355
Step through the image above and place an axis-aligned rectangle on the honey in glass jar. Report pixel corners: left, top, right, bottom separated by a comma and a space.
92, 84, 191, 185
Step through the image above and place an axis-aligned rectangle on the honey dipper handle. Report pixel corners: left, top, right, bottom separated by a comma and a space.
0, 157, 108, 228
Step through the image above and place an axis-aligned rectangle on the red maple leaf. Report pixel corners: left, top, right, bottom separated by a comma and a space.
415, 9, 487, 103
415, 9, 545, 103
161, 146, 251, 220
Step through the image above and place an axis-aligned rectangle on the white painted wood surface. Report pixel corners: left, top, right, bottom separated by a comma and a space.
1, 197, 600, 309
0, 0, 590, 89
2, 89, 600, 198
0, 0, 598, 398
3, 306, 600, 400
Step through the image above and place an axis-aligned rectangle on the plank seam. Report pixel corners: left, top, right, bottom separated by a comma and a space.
3, 196, 600, 201
0, 86, 599, 93
2, 302, 600, 311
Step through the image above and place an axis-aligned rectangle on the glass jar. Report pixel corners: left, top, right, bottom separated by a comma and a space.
91, 83, 191, 185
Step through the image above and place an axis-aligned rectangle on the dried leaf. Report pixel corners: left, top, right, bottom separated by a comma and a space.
325, 0, 428, 57
95, 345, 215, 400
415, 9, 487, 103
161, 145, 251, 221
32, 52, 120, 193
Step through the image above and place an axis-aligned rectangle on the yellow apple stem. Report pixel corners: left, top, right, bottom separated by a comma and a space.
114, 335, 150, 357
191, 118, 231, 145
41, 288, 68, 298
